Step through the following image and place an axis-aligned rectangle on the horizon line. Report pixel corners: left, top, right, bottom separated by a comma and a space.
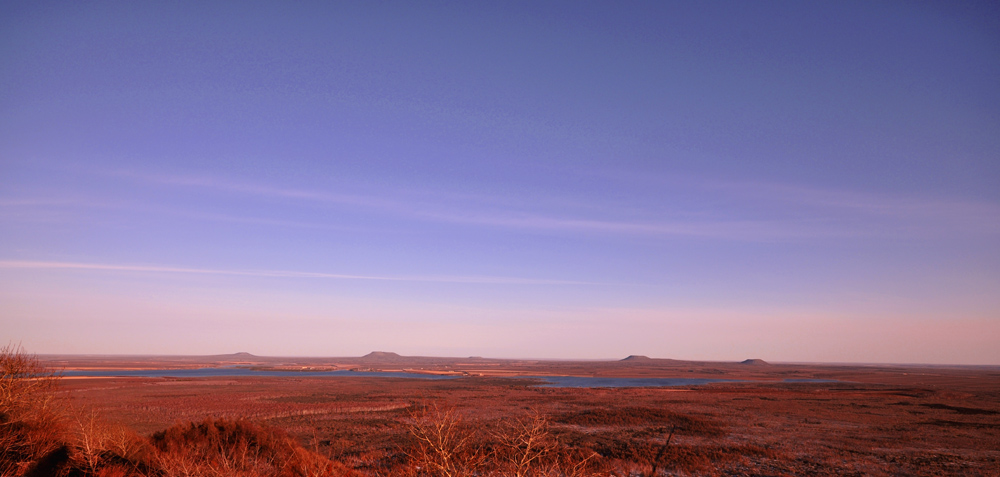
29, 351, 1000, 368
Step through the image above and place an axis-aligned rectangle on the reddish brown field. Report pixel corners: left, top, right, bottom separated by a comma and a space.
44, 354, 1000, 476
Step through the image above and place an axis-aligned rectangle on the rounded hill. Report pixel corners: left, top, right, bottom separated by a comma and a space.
362, 351, 403, 361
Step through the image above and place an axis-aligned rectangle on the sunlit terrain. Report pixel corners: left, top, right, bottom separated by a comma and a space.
2, 1, 999, 476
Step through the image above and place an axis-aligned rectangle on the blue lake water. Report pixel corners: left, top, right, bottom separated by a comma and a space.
521, 376, 742, 388
61, 368, 457, 380
60, 368, 837, 387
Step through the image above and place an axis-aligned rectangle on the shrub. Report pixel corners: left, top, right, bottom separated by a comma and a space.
405, 404, 600, 477
404, 403, 485, 477
151, 417, 355, 477
0, 343, 66, 476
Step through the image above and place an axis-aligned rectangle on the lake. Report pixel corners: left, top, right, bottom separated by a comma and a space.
60, 368, 835, 387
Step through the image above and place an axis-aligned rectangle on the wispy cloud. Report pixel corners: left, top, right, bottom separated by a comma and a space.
19, 167, 995, 241
110, 170, 407, 211
0, 196, 363, 231
0, 260, 591, 285
706, 179, 1000, 224
416, 210, 872, 240
575, 168, 1000, 237
106, 170, 877, 240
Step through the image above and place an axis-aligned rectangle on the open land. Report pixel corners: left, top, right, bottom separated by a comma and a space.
41, 353, 1000, 476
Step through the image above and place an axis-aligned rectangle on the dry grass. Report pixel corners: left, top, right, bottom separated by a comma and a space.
151, 418, 355, 477
552, 406, 725, 436
404, 403, 600, 477
2, 345, 355, 477
14, 348, 1000, 476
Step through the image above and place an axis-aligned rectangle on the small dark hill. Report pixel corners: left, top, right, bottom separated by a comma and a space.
362, 351, 403, 361
209, 352, 258, 360
740, 359, 769, 365
620, 355, 652, 362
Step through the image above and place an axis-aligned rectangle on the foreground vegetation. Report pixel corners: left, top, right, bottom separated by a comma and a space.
6, 346, 1000, 476
2, 345, 694, 476
5, 344, 345, 476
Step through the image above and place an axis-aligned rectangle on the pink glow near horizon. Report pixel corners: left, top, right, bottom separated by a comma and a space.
3, 267, 997, 364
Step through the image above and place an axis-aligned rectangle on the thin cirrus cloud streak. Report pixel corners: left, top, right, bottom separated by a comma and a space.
0, 260, 592, 286
0, 192, 849, 241
110, 170, 403, 210
579, 168, 1000, 235
103, 170, 937, 240
0, 196, 363, 232
416, 211, 874, 240
706, 179, 1000, 227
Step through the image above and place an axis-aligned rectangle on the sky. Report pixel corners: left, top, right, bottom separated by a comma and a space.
1, 1, 998, 364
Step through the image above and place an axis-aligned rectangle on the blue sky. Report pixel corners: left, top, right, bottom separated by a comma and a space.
2, 1, 998, 363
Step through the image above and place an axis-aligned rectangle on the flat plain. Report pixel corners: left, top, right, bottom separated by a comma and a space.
44, 353, 1000, 476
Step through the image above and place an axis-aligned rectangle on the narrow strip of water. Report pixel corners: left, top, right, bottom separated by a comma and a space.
59, 368, 839, 387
